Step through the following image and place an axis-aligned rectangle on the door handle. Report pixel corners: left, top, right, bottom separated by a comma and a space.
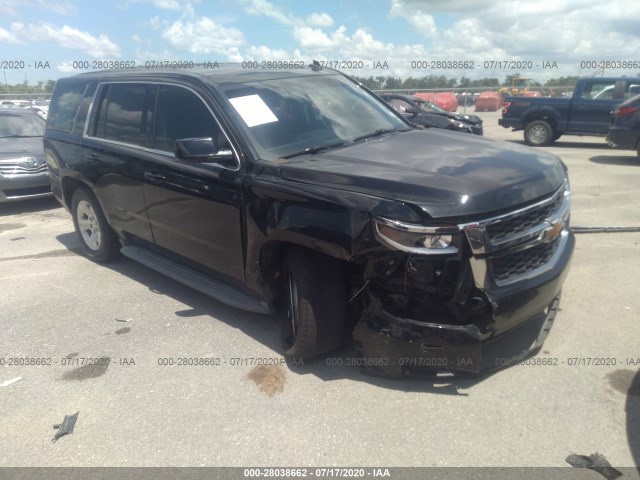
87, 154, 101, 162
144, 171, 166, 183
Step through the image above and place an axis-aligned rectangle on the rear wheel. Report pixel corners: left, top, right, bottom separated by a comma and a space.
71, 187, 119, 262
524, 120, 554, 146
281, 247, 346, 359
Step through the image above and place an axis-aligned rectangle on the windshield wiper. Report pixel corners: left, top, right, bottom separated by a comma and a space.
281, 142, 346, 159
352, 128, 409, 143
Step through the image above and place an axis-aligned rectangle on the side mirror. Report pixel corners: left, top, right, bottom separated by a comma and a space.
405, 107, 421, 115
175, 137, 236, 167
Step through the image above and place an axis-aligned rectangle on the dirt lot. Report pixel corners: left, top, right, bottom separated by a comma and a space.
1, 109, 640, 470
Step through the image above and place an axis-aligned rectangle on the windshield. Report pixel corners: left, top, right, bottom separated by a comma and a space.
0, 113, 45, 137
223, 74, 409, 160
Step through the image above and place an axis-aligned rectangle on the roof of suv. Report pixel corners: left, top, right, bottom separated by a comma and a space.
64, 63, 339, 86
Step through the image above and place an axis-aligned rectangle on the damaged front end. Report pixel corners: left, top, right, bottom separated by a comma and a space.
353, 181, 573, 377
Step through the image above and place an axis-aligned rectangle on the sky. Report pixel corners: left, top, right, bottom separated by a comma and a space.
1, 0, 640, 87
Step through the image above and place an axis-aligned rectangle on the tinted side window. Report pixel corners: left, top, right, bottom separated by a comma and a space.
154, 85, 220, 152
582, 81, 617, 100
93, 83, 148, 145
48, 82, 86, 133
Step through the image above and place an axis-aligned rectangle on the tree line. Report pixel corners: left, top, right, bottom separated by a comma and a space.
353, 74, 583, 91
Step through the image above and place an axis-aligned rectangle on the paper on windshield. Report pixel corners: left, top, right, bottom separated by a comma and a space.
229, 94, 278, 127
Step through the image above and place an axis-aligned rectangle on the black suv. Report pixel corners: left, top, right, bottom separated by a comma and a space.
45, 65, 573, 375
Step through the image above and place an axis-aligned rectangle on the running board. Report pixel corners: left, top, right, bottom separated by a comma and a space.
120, 244, 273, 314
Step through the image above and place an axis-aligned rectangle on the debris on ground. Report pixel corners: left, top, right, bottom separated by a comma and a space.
0, 376, 22, 387
566, 452, 623, 480
52, 412, 79, 443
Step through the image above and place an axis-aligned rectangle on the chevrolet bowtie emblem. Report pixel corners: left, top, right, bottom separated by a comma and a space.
541, 219, 564, 243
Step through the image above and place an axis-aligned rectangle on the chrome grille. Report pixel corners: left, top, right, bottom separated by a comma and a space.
0, 161, 47, 175
462, 180, 570, 287
486, 192, 564, 242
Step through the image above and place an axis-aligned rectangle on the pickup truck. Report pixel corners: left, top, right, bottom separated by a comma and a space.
499, 77, 640, 146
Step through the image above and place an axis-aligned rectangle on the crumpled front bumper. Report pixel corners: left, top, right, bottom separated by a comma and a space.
353, 230, 574, 377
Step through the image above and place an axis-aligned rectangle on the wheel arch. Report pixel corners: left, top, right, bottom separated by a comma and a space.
523, 110, 559, 132
258, 239, 353, 305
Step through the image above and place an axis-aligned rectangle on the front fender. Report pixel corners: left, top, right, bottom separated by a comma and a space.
242, 175, 422, 299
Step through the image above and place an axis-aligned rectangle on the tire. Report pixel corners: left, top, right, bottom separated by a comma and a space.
71, 187, 119, 262
281, 247, 346, 359
524, 120, 554, 146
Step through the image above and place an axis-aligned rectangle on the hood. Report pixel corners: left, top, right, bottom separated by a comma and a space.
0, 136, 45, 161
278, 129, 566, 219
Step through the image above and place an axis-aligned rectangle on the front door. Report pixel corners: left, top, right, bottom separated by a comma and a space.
141, 84, 245, 285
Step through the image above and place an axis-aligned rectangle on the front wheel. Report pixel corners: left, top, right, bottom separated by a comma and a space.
281, 247, 346, 359
524, 120, 554, 146
71, 187, 119, 262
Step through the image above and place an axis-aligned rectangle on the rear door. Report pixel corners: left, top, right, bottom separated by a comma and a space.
568, 79, 627, 134
84, 82, 154, 242
141, 83, 245, 285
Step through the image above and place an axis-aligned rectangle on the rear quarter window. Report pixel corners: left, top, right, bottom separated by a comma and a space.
47, 82, 87, 133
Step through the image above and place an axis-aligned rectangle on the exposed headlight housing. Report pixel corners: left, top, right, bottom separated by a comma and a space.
373, 217, 460, 255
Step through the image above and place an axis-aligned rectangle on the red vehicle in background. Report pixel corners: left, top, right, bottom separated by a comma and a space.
414, 92, 458, 111
475, 91, 502, 112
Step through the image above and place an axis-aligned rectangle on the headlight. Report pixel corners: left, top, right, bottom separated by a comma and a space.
373, 217, 460, 255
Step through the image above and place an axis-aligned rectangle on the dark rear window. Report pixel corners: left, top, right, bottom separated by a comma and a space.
48, 82, 86, 133
92, 83, 149, 146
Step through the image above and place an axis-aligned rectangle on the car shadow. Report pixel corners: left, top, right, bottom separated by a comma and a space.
589, 154, 639, 166
0, 196, 60, 216
627, 369, 640, 471
55, 231, 498, 395
506, 139, 611, 149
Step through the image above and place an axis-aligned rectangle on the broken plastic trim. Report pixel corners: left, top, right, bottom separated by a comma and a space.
52, 411, 79, 443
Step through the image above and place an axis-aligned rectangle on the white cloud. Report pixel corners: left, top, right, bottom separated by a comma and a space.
149, 0, 183, 9
389, 0, 437, 37
163, 17, 245, 54
57, 61, 77, 73
238, 0, 294, 26
0, 27, 22, 44
384, 0, 640, 80
9, 22, 121, 58
245, 45, 302, 61
293, 26, 333, 50
0, 0, 75, 16
127, 0, 201, 10
306, 12, 334, 28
